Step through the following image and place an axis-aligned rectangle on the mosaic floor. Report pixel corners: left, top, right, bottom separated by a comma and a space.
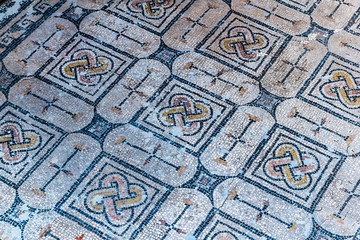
0, 0, 360, 239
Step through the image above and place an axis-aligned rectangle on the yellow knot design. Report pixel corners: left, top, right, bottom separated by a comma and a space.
264, 143, 319, 190
320, 70, 360, 109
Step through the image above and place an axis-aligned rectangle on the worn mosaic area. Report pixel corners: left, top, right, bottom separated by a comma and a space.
0, 0, 360, 239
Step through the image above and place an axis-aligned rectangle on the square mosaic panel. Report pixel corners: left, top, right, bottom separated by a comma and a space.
300, 55, 360, 124
133, 77, 235, 153
59, 157, 168, 239
106, 0, 192, 34
0, 106, 63, 187
197, 12, 289, 77
40, 34, 133, 103
198, 212, 271, 239
244, 126, 342, 211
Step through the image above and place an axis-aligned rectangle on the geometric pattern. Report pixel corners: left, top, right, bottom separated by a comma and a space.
59, 157, 167, 239
300, 55, 360, 123
0, 0, 360, 239
0, 106, 63, 187
245, 126, 342, 211
197, 12, 289, 77
134, 79, 234, 153
40, 35, 132, 103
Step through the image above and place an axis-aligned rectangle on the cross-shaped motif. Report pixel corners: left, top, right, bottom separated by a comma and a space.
31, 145, 84, 198
215, 115, 259, 166
227, 189, 297, 230
180, 5, 215, 41
278, 48, 309, 84
22, 87, 83, 122
20, 24, 64, 65
334, 179, 360, 219
158, 199, 194, 237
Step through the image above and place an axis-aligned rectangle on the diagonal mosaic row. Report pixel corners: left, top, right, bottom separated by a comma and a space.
0, 0, 360, 239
